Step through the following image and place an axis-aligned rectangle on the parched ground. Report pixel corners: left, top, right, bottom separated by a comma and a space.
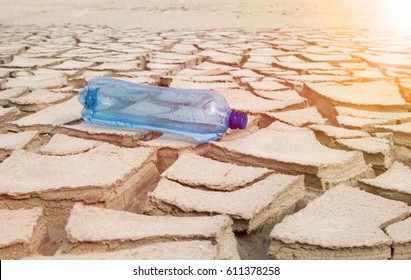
1, 18, 411, 260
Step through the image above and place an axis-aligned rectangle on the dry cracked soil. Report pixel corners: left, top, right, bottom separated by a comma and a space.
1, 0, 411, 260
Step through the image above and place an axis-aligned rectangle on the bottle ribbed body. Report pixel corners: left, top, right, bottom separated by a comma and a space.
78, 78, 236, 142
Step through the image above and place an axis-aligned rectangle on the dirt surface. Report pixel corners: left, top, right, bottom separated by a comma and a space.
1, 0, 411, 260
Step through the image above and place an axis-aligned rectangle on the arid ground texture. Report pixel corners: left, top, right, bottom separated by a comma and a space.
1, 0, 411, 260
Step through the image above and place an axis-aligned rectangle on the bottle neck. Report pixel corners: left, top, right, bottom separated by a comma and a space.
228, 110, 248, 130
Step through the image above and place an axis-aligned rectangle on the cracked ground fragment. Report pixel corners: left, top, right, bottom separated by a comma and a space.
148, 173, 304, 233
301, 53, 355, 62
269, 185, 410, 260
0, 143, 159, 238
50, 60, 95, 70
2, 74, 67, 91
0, 87, 28, 106
377, 123, 411, 149
91, 62, 142, 72
274, 62, 337, 71
0, 130, 38, 161
2, 56, 62, 68
216, 89, 305, 114
209, 122, 372, 189
56, 122, 155, 147
194, 61, 237, 72
0, 207, 47, 259
0, 130, 38, 150
200, 50, 242, 65
169, 43, 199, 54
253, 89, 307, 104
335, 137, 393, 169
336, 106, 411, 123
162, 152, 271, 191
39, 134, 101, 156
10, 96, 82, 131
0, 106, 20, 123
174, 67, 221, 79
336, 115, 395, 132
352, 69, 387, 79
276, 55, 304, 63
229, 69, 262, 78
360, 162, 411, 204
146, 53, 201, 70
266, 106, 326, 127
62, 204, 239, 260
140, 133, 199, 173
248, 48, 286, 56
0, 69, 9, 78
8, 89, 72, 112
147, 62, 183, 74
150, 52, 201, 68
248, 80, 289, 91
358, 53, 411, 69
170, 79, 239, 90
399, 80, 411, 101
279, 74, 355, 84
304, 82, 410, 121
31, 241, 217, 260
385, 217, 411, 260
189, 75, 234, 83
308, 124, 370, 146
117, 76, 157, 86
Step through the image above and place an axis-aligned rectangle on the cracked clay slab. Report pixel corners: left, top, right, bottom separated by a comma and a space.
0, 106, 20, 123
148, 174, 304, 232
30, 240, 217, 260
0, 87, 28, 105
3, 76, 68, 91
302, 82, 409, 122
0, 143, 156, 197
162, 152, 271, 191
336, 106, 411, 123
216, 89, 305, 114
11, 96, 82, 130
385, 217, 411, 259
253, 89, 306, 104
336, 115, 394, 131
57, 122, 154, 147
308, 124, 370, 139
360, 161, 411, 204
0, 207, 47, 259
0, 143, 158, 230
376, 122, 411, 149
63, 204, 239, 260
336, 137, 393, 168
0, 131, 38, 150
3, 56, 62, 68
305, 82, 408, 108
266, 107, 326, 127
209, 122, 371, 189
39, 133, 101, 156
269, 185, 410, 259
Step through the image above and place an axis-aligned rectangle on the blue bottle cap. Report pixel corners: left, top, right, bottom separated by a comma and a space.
228, 110, 248, 130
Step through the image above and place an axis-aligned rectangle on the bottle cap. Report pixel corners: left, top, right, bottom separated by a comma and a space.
229, 110, 248, 130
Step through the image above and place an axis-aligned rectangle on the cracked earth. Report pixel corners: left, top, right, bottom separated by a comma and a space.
1, 3, 411, 259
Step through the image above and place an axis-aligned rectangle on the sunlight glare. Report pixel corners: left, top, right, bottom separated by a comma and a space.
384, 0, 411, 28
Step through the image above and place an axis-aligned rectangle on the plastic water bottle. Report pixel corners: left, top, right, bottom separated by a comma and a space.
78, 78, 248, 142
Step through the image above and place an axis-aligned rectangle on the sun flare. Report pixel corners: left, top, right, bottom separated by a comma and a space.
384, 0, 411, 28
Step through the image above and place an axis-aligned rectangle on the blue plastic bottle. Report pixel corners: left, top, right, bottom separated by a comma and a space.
78, 78, 247, 142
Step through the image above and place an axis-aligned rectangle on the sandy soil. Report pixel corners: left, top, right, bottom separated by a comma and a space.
0, 0, 409, 31
1, 0, 411, 261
